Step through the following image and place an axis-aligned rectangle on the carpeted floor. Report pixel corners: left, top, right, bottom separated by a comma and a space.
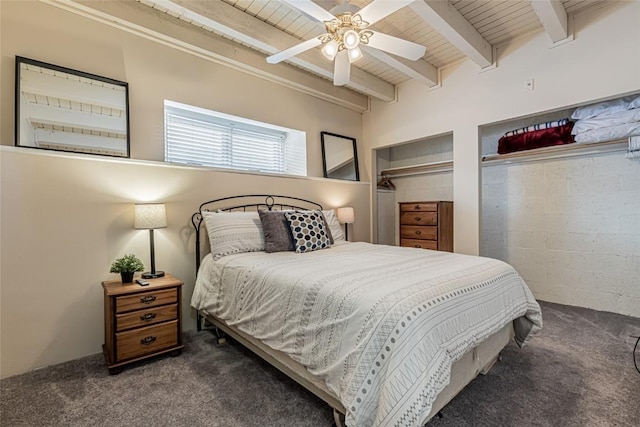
2, 301, 639, 426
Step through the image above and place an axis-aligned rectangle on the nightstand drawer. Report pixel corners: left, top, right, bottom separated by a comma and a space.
400, 212, 437, 226
116, 320, 178, 361
400, 239, 438, 250
400, 202, 438, 212
115, 288, 177, 313
116, 304, 178, 332
400, 225, 437, 240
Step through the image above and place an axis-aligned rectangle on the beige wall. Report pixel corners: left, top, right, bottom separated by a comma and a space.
364, 2, 640, 315
0, 1, 370, 378
363, 1, 640, 255
0, 0, 364, 176
0, 148, 369, 379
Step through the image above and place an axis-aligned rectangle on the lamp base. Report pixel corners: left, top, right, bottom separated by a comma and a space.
142, 271, 165, 279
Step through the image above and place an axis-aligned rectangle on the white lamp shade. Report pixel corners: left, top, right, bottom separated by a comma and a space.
336, 207, 355, 224
321, 40, 339, 61
348, 46, 363, 63
135, 203, 167, 229
343, 30, 360, 49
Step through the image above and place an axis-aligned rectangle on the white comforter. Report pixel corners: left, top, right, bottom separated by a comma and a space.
191, 242, 542, 427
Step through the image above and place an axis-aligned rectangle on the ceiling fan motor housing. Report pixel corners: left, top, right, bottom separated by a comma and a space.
322, 12, 372, 53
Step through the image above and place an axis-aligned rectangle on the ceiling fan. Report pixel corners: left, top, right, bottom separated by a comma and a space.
266, 0, 426, 86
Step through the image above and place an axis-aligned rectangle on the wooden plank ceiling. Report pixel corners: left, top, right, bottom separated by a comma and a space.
134, 0, 608, 103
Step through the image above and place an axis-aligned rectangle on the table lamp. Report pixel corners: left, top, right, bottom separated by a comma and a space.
336, 207, 354, 241
135, 203, 167, 279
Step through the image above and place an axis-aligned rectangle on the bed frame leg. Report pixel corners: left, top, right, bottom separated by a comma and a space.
333, 409, 345, 427
214, 326, 227, 345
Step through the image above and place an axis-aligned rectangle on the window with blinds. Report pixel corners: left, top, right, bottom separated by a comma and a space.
164, 101, 306, 176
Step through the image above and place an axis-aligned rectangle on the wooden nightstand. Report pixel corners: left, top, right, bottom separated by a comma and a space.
102, 274, 183, 374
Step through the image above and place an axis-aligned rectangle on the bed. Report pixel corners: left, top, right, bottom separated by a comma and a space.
190, 195, 542, 427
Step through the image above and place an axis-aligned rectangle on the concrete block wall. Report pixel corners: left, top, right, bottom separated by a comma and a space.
482, 152, 640, 317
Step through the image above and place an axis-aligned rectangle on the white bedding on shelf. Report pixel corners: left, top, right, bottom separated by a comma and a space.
574, 121, 640, 143
572, 108, 640, 135
191, 242, 542, 427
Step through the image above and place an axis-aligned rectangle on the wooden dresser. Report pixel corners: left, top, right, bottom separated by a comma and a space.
399, 201, 453, 252
102, 274, 183, 374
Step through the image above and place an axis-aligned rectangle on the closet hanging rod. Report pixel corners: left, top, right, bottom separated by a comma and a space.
379, 160, 453, 178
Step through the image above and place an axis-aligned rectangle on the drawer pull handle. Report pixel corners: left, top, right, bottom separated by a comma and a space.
140, 295, 157, 304
140, 313, 157, 321
415, 230, 421, 235
415, 205, 421, 210
414, 244, 422, 248
415, 217, 421, 221
140, 336, 157, 345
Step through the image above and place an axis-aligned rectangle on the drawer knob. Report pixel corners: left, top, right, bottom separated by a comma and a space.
140, 336, 157, 345
140, 313, 157, 321
415, 205, 421, 210
415, 230, 421, 235
414, 244, 422, 248
140, 295, 157, 304
415, 217, 421, 221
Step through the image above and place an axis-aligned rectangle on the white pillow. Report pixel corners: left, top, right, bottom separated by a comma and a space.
571, 95, 640, 120
322, 209, 345, 241
202, 211, 264, 260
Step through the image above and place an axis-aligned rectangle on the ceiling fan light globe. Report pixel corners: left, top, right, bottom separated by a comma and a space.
321, 40, 339, 61
343, 30, 360, 49
348, 47, 363, 63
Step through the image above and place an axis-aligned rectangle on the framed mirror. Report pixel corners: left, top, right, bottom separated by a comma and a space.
321, 131, 360, 181
15, 56, 130, 157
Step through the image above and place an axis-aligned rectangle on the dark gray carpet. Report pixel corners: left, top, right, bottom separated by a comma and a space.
2, 301, 639, 426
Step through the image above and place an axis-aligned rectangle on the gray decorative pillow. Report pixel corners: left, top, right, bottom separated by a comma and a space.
258, 210, 295, 253
284, 211, 331, 253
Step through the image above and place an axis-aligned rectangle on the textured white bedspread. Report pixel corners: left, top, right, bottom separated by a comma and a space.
192, 242, 542, 427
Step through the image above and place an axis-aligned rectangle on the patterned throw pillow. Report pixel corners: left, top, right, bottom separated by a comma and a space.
284, 211, 331, 253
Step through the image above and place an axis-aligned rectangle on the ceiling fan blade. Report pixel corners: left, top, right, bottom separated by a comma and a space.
333, 50, 350, 86
358, 0, 414, 25
366, 31, 426, 61
266, 38, 323, 64
280, 0, 336, 23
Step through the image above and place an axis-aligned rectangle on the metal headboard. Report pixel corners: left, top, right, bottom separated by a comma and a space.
191, 195, 323, 330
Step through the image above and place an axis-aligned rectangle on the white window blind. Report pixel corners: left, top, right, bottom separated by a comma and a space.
164, 102, 306, 176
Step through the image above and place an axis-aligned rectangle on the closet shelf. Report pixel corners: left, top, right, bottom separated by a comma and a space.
482, 139, 628, 166
380, 160, 453, 178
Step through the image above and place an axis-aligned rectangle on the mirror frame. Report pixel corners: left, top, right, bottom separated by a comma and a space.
320, 131, 360, 181
14, 56, 130, 158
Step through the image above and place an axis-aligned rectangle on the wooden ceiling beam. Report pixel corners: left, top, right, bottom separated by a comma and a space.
154, 0, 396, 101
410, 0, 493, 69
530, 0, 568, 43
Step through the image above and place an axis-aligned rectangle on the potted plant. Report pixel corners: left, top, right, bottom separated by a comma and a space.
110, 254, 144, 283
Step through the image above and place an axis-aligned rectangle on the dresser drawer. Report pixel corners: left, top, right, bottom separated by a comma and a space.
400, 239, 438, 250
116, 304, 178, 332
400, 225, 437, 240
400, 211, 437, 226
115, 288, 177, 313
400, 202, 438, 212
116, 320, 178, 361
